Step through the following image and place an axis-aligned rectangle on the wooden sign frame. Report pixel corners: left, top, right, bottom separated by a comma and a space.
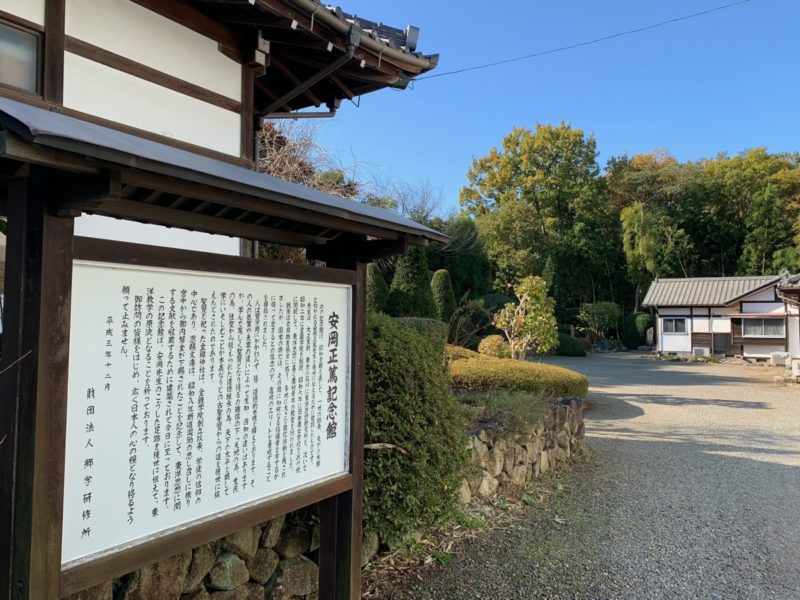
0, 170, 366, 599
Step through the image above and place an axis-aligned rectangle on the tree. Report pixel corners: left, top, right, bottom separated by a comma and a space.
739, 184, 793, 275
385, 247, 437, 319
366, 263, 389, 313
577, 302, 622, 342
425, 216, 492, 300
493, 276, 558, 359
430, 269, 457, 322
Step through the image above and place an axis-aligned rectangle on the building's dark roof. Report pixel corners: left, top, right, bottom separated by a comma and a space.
779, 271, 800, 290
0, 98, 447, 246
642, 276, 779, 308
192, 0, 439, 115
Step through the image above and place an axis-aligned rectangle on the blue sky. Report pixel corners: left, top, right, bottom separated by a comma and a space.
314, 0, 796, 214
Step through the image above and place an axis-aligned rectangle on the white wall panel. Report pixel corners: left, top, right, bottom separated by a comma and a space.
74, 215, 241, 256
741, 288, 777, 302
658, 317, 692, 353
711, 317, 732, 333
741, 302, 785, 314
788, 317, 800, 358
64, 53, 241, 156
692, 317, 710, 333
659, 307, 690, 316
0, 0, 44, 25
66, 0, 240, 100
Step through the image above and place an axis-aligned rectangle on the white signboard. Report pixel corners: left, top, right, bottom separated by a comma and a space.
62, 261, 352, 565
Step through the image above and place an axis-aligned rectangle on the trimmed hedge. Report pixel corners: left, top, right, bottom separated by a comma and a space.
431, 269, 457, 322
363, 314, 469, 543
394, 317, 448, 355
445, 344, 480, 362
621, 312, 655, 349
555, 333, 587, 357
449, 354, 588, 398
366, 263, 389, 313
385, 247, 438, 319
478, 334, 511, 358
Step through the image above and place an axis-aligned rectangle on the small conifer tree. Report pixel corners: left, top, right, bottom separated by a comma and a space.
366, 263, 389, 313
431, 269, 457, 322
385, 247, 437, 319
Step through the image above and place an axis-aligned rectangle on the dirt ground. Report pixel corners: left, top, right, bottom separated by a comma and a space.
389, 353, 800, 599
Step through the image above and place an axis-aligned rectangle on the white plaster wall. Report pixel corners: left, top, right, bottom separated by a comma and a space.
788, 316, 800, 358
743, 344, 785, 358
0, 0, 44, 25
74, 215, 241, 256
711, 317, 732, 333
658, 317, 692, 353
65, 0, 240, 100
658, 307, 690, 316
63, 53, 241, 156
741, 302, 785, 314
741, 288, 777, 302
693, 316, 710, 333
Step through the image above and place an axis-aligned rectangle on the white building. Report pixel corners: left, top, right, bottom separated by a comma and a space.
642, 276, 800, 359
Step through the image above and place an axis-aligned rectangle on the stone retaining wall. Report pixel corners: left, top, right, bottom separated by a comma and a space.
68, 398, 585, 600
460, 397, 586, 504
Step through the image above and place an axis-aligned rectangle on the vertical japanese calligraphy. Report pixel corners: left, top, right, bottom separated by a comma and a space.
62, 261, 352, 565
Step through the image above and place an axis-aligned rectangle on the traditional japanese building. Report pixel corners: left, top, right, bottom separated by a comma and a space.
0, 2, 443, 598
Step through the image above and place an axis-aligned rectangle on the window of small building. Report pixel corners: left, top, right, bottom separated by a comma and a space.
742, 317, 785, 337
663, 317, 687, 334
0, 20, 40, 94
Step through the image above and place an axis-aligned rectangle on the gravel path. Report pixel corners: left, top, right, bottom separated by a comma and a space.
391, 354, 800, 599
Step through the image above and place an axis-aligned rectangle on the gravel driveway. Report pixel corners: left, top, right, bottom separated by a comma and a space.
392, 354, 800, 599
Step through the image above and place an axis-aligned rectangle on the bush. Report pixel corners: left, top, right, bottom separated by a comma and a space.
394, 317, 448, 355
448, 300, 493, 350
478, 334, 511, 358
363, 313, 469, 543
482, 293, 514, 314
555, 333, 587, 357
366, 263, 389, 313
621, 312, 655, 349
431, 269, 457, 322
449, 354, 588, 397
460, 390, 552, 436
385, 247, 438, 319
578, 301, 621, 340
445, 344, 480, 362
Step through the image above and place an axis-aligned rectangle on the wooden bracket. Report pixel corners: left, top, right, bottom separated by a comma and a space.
55, 171, 122, 217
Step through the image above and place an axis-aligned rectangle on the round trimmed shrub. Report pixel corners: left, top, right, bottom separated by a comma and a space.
394, 317, 448, 356
449, 354, 588, 397
431, 269, 457, 322
366, 263, 389, 313
385, 247, 437, 319
478, 334, 511, 358
555, 333, 587, 357
363, 313, 469, 543
621, 312, 655, 349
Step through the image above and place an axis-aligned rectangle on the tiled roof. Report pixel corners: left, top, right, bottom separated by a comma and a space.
642, 276, 779, 308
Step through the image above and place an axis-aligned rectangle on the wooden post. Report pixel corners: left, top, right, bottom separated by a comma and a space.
318, 238, 366, 599
0, 167, 74, 599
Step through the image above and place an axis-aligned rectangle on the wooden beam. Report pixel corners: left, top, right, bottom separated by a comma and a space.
270, 55, 323, 107
0, 132, 100, 175
65, 37, 243, 113
55, 171, 122, 217
86, 198, 330, 247
255, 79, 295, 113
43, 0, 65, 103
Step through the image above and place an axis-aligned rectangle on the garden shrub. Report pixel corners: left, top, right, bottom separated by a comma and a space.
445, 344, 480, 362
431, 269, 457, 322
482, 293, 514, 314
448, 300, 493, 349
460, 390, 552, 436
366, 263, 389, 313
555, 333, 587, 357
449, 354, 588, 397
394, 317, 448, 355
477, 334, 511, 358
621, 312, 655, 349
363, 313, 469, 543
385, 247, 438, 319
